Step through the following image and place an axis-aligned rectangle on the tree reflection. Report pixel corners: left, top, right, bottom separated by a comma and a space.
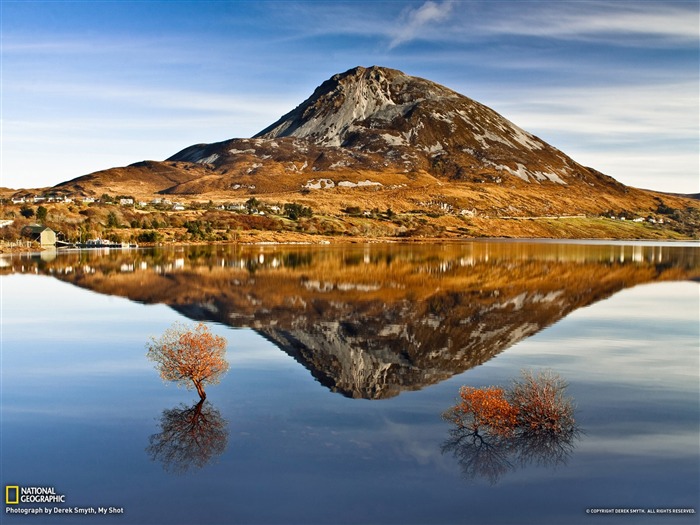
147, 399, 228, 473
442, 424, 580, 485
442, 428, 514, 485
515, 426, 580, 470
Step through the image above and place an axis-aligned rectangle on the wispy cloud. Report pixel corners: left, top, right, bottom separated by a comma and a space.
272, 1, 698, 50
6, 81, 293, 118
492, 81, 698, 141
483, 1, 699, 45
389, 1, 455, 48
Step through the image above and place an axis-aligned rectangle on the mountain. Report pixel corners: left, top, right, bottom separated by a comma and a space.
253, 66, 605, 185
36, 66, 699, 239
168, 65, 617, 188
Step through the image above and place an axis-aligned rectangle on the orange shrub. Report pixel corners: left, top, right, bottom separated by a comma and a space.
445, 386, 519, 436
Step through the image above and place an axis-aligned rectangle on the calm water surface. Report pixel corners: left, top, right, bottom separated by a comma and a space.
1, 241, 698, 524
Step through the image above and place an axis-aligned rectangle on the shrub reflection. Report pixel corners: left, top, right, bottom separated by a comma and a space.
147, 399, 228, 473
442, 370, 581, 484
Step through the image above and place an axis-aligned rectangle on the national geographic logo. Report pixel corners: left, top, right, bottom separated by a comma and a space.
5, 486, 18, 505
5, 485, 66, 504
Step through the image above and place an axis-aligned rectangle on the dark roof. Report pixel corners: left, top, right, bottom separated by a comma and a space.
22, 225, 53, 234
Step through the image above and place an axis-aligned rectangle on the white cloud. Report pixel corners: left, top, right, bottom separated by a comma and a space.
492, 81, 698, 142
0, 80, 297, 188
389, 1, 455, 48
287, 1, 698, 49
6, 81, 293, 117
565, 152, 699, 193
484, 1, 699, 45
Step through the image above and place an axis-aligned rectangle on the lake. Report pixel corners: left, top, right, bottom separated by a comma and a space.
1, 241, 698, 524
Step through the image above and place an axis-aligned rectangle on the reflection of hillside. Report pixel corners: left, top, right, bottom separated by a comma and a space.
4, 243, 698, 399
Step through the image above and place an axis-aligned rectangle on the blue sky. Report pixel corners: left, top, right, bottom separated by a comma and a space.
1, 0, 698, 193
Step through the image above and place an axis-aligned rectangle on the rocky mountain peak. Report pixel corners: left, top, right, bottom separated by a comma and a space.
252, 65, 581, 184
254, 65, 459, 147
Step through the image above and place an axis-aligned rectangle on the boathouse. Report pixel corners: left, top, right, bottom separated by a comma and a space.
21, 225, 56, 247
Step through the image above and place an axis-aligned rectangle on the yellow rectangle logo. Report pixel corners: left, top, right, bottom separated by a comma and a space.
5, 485, 19, 505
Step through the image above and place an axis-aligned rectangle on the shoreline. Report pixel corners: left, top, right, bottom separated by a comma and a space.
3, 234, 698, 259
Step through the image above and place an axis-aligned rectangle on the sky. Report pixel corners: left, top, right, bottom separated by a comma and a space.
1, 0, 698, 193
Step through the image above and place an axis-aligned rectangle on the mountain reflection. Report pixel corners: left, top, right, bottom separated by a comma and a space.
3, 242, 698, 399
147, 399, 228, 474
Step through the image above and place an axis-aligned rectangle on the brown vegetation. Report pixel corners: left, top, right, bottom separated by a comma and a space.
443, 370, 577, 438
444, 386, 520, 436
1, 187, 698, 252
509, 370, 576, 435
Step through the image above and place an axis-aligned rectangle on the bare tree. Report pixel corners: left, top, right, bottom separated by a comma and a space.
508, 369, 576, 435
146, 322, 229, 400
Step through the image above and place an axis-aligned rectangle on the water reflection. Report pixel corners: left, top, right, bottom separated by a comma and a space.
442, 423, 580, 485
147, 399, 228, 474
2, 242, 698, 399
